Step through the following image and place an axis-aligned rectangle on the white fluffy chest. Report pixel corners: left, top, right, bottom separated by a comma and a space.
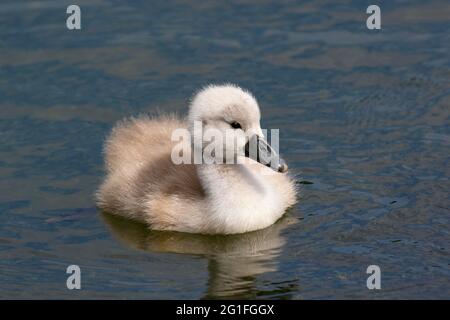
199, 164, 285, 234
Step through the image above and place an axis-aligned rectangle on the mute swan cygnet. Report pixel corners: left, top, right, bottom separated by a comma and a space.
96, 84, 297, 234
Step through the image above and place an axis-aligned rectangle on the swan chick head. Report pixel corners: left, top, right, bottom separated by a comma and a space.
187, 84, 287, 172
188, 84, 262, 158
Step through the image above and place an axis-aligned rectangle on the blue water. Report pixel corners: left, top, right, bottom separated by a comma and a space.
0, 0, 449, 299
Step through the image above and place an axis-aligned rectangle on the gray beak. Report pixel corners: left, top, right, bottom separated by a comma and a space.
244, 135, 288, 173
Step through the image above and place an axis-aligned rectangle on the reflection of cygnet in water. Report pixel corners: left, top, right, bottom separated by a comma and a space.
96, 84, 297, 235
101, 212, 298, 299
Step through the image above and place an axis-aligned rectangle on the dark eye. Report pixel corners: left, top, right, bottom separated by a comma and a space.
230, 121, 242, 129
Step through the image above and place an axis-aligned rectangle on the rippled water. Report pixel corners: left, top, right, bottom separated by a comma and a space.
0, 0, 449, 299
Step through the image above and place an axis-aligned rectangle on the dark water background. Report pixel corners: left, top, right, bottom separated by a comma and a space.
0, 0, 449, 299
